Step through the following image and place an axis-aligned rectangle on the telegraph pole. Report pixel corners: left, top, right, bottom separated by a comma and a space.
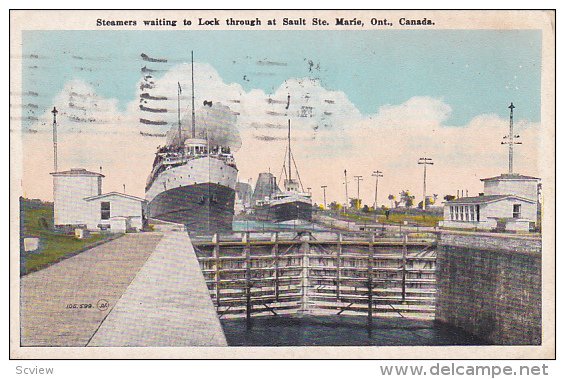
501, 102, 521, 174
418, 158, 434, 210
354, 175, 363, 210
51, 107, 58, 172
372, 170, 383, 210
344, 169, 349, 212
321, 185, 327, 209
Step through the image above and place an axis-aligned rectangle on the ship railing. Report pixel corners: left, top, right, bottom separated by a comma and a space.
151, 153, 236, 175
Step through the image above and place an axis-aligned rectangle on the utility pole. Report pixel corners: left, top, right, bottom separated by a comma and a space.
354, 175, 363, 210
321, 185, 327, 209
344, 169, 349, 212
372, 170, 383, 210
418, 158, 434, 210
51, 107, 58, 172
501, 102, 521, 174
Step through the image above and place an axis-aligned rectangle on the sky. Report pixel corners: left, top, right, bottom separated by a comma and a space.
15, 29, 543, 206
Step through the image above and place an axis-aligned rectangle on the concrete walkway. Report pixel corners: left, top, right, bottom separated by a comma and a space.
88, 230, 227, 347
20, 233, 163, 347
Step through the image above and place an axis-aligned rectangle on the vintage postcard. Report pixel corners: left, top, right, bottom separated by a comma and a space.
9, 9, 555, 359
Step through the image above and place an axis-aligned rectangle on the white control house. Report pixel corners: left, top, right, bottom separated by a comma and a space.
442, 174, 540, 232
51, 168, 145, 233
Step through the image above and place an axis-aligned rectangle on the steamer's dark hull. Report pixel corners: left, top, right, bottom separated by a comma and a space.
148, 183, 235, 233
254, 200, 312, 223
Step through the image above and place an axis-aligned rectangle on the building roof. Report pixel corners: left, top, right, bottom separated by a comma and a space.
445, 194, 535, 205
84, 192, 146, 202
50, 168, 105, 177
480, 173, 540, 182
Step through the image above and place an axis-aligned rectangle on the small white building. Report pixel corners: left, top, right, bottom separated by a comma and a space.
442, 174, 540, 232
51, 168, 145, 233
84, 192, 145, 231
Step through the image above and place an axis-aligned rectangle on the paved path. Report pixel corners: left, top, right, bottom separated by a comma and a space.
20, 233, 163, 347
88, 230, 227, 346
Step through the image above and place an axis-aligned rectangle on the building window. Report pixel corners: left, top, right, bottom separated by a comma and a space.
450, 206, 454, 220
101, 201, 110, 220
476, 205, 480, 222
470, 205, 475, 221
513, 204, 521, 219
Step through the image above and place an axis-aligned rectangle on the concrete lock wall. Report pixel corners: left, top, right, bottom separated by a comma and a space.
436, 231, 542, 345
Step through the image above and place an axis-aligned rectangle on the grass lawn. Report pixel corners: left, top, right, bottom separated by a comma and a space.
339, 212, 374, 223
20, 198, 112, 274
325, 209, 442, 227
376, 213, 442, 227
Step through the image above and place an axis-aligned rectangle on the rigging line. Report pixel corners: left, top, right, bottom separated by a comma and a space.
280, 164, 288, 190
278, 148, 288, 188
290, 152, 305, 192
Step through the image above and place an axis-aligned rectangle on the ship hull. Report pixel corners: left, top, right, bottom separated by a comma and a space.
148, 183, 235, 232
255, 199, 312, 223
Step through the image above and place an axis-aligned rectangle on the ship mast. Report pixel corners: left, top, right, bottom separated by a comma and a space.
288, 119, 292, 181
177, 82, 182, 147
191, 50, 196, 139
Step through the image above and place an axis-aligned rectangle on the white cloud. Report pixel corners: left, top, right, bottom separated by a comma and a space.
20, 64, 542, 208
